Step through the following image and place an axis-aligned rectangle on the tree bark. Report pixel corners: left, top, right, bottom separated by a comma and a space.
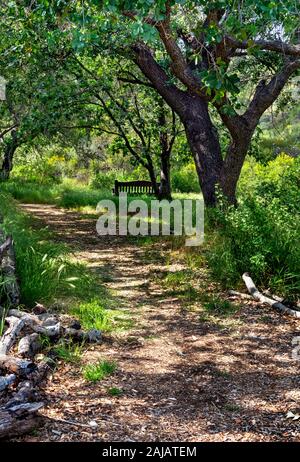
219, 125, 254, 205
182, 97, 224, 206
159, 148, 172, 200
0, 131, 18, 181
0, 402, 43, 440
146, 160, 160, 198
133, 44, 224, 206
157, 101, 172, 200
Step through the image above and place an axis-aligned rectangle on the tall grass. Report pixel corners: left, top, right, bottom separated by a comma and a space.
0, 192, 109, 307
0, 179, 113, 209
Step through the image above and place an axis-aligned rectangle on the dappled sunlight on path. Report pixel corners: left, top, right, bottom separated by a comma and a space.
17, 203, 300, 442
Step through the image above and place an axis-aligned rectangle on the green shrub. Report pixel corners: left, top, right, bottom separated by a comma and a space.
207, 155, 300, 297
53, 340, 84, 363
239, 154, 300, 213
172, 163, 200, 193
107, 387, 123, 396
89, 171, 116, 190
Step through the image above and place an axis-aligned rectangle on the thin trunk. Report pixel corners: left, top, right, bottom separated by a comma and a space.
146, 161, 160, 197
159, 149, 172, 200
157, 101, 172, 200
0, 131, 18, 181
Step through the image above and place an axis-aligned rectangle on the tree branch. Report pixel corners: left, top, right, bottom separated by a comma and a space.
0, 124, 18, 140
93, 92, 147, 169
104, 88, 148, 149
132, 42, 189, 118
244, 58, 300, 127
118, 76, 154, 88
225, 36, 300, 57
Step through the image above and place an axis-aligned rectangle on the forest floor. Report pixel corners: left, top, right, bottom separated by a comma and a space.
14, 203, 300, 442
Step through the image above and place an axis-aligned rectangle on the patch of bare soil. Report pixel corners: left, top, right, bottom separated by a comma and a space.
14, 203, 300, 442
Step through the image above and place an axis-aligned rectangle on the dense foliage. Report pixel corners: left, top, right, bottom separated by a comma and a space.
208, 155, 300, 297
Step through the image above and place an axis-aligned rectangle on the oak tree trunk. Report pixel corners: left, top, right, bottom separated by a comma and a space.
182, 97, 224, 207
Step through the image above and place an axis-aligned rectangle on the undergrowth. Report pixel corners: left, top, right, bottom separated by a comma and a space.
82, 360, 117, 382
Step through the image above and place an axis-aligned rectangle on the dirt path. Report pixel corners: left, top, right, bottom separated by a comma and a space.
18, 204, 300, 442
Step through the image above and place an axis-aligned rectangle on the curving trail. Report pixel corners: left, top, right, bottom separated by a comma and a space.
16, 203, 300, 442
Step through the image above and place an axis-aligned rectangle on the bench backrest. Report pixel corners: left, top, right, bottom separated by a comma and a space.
113, 180, 159, 196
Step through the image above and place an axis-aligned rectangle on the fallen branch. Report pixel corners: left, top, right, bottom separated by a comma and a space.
0, 316, 25, 355
242, 272, 300, 318
18, 333, 42, 358
228, 290, 253, 300
0, 401, 43, 439
46, 417, 95, 428
0, 355, 36, 377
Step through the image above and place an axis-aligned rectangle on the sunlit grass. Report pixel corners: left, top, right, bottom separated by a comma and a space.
53, 340, 85, 363
0, 192, 114, 311
82, 360, 117, 382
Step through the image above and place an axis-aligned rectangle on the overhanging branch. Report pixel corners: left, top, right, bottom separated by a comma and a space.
225, 36, 300, 57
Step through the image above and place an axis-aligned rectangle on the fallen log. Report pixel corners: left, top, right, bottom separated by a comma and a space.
0, 355, 36, 377
0, 401, 43, 439
0, 360, 50, 438
64, 327, 102, 343
8, 309, 101, 342
5, 362, 50, 409
0, 316, 25, 355
4, 381, 34, 407
18, 333, 42, 358
0, 236, 12, 259
33, 322, 62, 338
8, 309, 62, 338
0, 230, 71, 438
262, 289, 300, 309
242, 272, 300, 318
8, 309, 40, 323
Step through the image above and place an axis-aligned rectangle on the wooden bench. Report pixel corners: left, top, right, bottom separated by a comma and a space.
113, 180, 159, 196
